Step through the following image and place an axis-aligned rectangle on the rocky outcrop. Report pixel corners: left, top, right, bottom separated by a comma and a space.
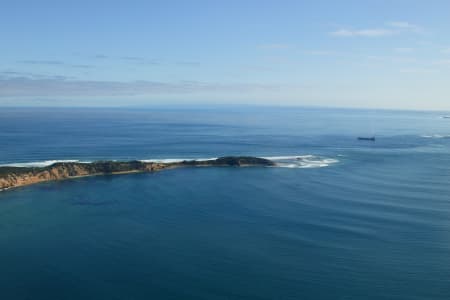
181, 156, 275, 167
0, 156, 274, 191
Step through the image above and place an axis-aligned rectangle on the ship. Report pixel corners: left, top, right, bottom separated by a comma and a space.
357, 136, 376, 141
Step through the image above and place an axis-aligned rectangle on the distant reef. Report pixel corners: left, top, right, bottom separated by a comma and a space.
0, 157, 275, 192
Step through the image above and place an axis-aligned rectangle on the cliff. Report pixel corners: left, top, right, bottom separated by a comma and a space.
0, 156, 274, 191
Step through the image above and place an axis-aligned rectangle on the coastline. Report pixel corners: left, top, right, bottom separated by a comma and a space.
0, 169, 154, 192
0, 157, 274, 192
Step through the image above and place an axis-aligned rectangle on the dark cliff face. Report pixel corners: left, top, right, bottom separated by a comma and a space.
0, 156, 274, 191
215, 156, 275, 166
179, 156, 275, 167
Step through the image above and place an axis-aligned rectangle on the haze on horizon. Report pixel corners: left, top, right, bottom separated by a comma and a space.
1, 0, 450, 110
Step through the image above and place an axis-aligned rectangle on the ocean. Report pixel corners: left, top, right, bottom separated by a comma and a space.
0, 106, 449, 299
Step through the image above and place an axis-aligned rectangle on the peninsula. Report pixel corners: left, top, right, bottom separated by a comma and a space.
0, 156, 275, 191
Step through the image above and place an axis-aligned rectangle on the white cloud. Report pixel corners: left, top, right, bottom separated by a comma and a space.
400, 68, 436, 74
258, 43, 291, 49
433, 59, 450, 65
394, 47, 414, 53
367, 55, 417, 64
0, 76, 278, 98
331, 28, 394, 37
306, 50, 336, 56
331, 21, 423, 38
386, 21, 423, 32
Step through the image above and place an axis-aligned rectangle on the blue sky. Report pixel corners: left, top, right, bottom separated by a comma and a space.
1, 0, 450, 109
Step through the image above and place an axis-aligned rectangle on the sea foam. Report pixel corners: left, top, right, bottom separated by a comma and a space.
421, 134, 450, 139
263, 155, 339, 169
0, 160, 91, 168
0, 156, 338, 169
140, 157, 217, 163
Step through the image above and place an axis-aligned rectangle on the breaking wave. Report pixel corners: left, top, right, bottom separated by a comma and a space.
142, 155, 339, 169
0, 160, 91, 168
0, 155, 339, 169
140, 157, 217, 163
421, 134, 450, 139
263, 155, 339, 169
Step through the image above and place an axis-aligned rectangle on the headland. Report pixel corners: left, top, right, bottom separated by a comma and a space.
0, 156, 275, 191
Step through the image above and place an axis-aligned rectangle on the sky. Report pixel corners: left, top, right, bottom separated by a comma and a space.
1, 0, 450, 110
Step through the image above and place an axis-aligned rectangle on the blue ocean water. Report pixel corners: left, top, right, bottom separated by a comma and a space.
0, 106, 450, 299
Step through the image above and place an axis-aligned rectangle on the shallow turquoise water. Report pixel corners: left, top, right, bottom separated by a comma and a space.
0, 107, 450, 299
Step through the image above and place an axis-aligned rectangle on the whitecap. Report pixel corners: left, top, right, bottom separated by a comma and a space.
421, 134, 450, 139
0, 156, 339, 169
140, 157, 217, 163
141, 155, 338, 168
262, 155, 314, 160
0, 160, 91, 168
265, 155, 339, 169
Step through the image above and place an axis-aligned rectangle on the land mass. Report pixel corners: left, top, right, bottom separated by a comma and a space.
0, 156, 275, 191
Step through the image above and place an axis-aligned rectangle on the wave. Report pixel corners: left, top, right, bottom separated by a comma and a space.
0, 160, 90, 168
140, 157, 217, 163
0, 158, 217, 167
421, 134, 450, 139
0, 155, 339, 169
142, 155, 339, 169
263, 155, 339, 169
262, 155, 315, 160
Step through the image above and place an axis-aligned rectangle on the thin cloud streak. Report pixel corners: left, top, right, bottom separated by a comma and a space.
306, 50, 337, 56
175, 61, 201, 66
119, 56, 161, 65
331, 28, 394, 37
331, 21, 423, 38
433, 59, 450, 65
93, 54, 108, 59
17, 60, 95, 69
258, 43, 291, 49
386, 21, 424, 33
0, 76, 279, 97
400, 68, 436, 74
394, 48, 414, 53
18, 60, 65, 65
0, 70, 75, 80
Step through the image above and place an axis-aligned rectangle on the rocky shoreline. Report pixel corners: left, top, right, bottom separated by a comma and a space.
0, 156, 275, 192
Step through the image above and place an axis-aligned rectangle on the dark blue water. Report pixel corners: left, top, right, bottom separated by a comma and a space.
1, 107, 450, 299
